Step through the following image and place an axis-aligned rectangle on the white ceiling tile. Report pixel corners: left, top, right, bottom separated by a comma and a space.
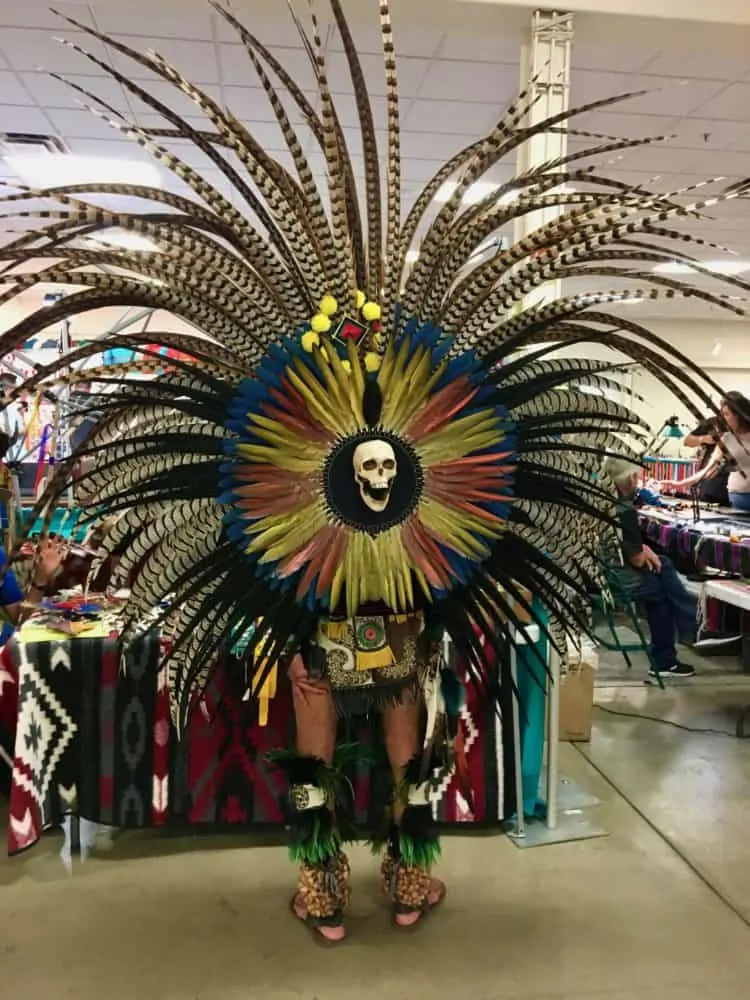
669, 118, 750, 151
222, 85, 309, 126
0, 105, 54, 133
640, 48, 750, 83
326, 24, 444, 59
630, 76, 730, 115
21, 71, 132, 112
612, 143, 750, 179
125, 80, 222, 122
0, 27, 110, 74
327, 52, 430, 100
0, 70, 36, 106
323, 91, 389, 132
400, 130, 479, 161
401, 158, 448, 183
63, 134, 148, 154
572, 73, 728, 117
43, 106, 121, 139
132, 111, 213, 131
689, 82, 750, 122
107, 37, 220, 85
93, 9, 214, 41
726, 129, 750, 152
566, 110, 677, 140
571, 40, 657, 74
230, 120, 287, 152
219, 43, 316, 90
213, 10, 308, 48
419, 60, 517, 104
403, 99, 498, 136
436, 32, 521, 65
0, 3, 94, 31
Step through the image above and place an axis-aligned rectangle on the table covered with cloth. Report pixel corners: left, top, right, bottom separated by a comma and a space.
637, 507, 750, 576
637, 507, 750, 635
1, 623, 521, 857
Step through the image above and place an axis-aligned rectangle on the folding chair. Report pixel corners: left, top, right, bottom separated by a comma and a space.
591, 534, 665, 689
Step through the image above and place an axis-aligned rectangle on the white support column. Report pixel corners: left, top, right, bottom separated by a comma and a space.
506, 12, 608, 849
514, 8, 573, 312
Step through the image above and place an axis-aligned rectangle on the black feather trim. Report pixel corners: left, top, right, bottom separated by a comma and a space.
362, 378, 383, 427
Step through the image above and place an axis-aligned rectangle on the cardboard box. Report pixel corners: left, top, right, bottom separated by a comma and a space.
559, 639, 598, 742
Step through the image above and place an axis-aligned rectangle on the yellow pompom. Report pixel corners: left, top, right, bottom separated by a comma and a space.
355, 290, 366, 310
362, 301, 381, 322
364, 352, 381, 373
341, 360, 352, 374
310, 313, 332, 333
319, 294, 338, 317
301, 330, 320, 352
372, 331, 385, 349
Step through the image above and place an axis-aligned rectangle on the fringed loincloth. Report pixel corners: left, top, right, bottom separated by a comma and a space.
306, 611, 430, 716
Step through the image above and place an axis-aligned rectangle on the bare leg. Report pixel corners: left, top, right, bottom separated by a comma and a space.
381, 688, 444, 926
289, 653, 336, 763
288, 654, 344, 941
381, 687, 421, 819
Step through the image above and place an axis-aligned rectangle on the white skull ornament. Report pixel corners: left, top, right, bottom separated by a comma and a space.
353, 439, 397, 512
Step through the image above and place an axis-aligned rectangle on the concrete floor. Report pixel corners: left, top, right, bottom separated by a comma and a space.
2, 649, 750, 999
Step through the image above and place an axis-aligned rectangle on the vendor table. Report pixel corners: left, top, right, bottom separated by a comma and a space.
1, 620, 523, 857
637, 507, 750, 577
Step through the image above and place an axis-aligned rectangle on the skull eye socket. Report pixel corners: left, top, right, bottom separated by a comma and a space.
362, 459, 378, 471
382, 459, 396, 471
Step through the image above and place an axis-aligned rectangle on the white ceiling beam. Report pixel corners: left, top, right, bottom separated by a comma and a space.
461, 0, 750, 27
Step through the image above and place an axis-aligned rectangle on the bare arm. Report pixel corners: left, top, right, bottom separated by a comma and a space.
664, 447, 722, 489
684, 432, 715, 449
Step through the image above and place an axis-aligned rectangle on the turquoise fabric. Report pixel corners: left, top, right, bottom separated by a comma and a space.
514, 602, 549, 819
19, 506, 88, 542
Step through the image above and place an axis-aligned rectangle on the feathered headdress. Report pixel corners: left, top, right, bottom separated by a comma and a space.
1, 1, 747, 726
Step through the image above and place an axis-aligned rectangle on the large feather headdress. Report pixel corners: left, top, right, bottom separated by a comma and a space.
1, 1, 747, 726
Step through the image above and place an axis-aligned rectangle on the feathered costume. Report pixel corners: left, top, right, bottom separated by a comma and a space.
1, 0, 748, 930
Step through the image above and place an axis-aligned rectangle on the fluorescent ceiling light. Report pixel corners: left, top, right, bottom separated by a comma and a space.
6, 153, 161, 189
652, 259, 750, 276
87, 228, 161, 253
711, 342, 723, 357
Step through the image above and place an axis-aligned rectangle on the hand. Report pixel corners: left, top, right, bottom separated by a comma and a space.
643, 546, 661, 573
33, 535, 68, 588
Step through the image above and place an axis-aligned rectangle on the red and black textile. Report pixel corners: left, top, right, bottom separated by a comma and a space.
3, 632, 514, 855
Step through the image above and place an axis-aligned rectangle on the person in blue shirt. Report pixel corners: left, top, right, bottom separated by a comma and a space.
1, 431, 68, 642
0, 546, 24, 645
0, 539, 67, 644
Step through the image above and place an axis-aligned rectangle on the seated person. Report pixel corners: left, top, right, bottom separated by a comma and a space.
50, 515, 120, 593
602, 457, 699, 678
1, 537, 67, 643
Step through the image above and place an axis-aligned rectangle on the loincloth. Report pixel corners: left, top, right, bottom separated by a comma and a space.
307, 611, 431, 715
